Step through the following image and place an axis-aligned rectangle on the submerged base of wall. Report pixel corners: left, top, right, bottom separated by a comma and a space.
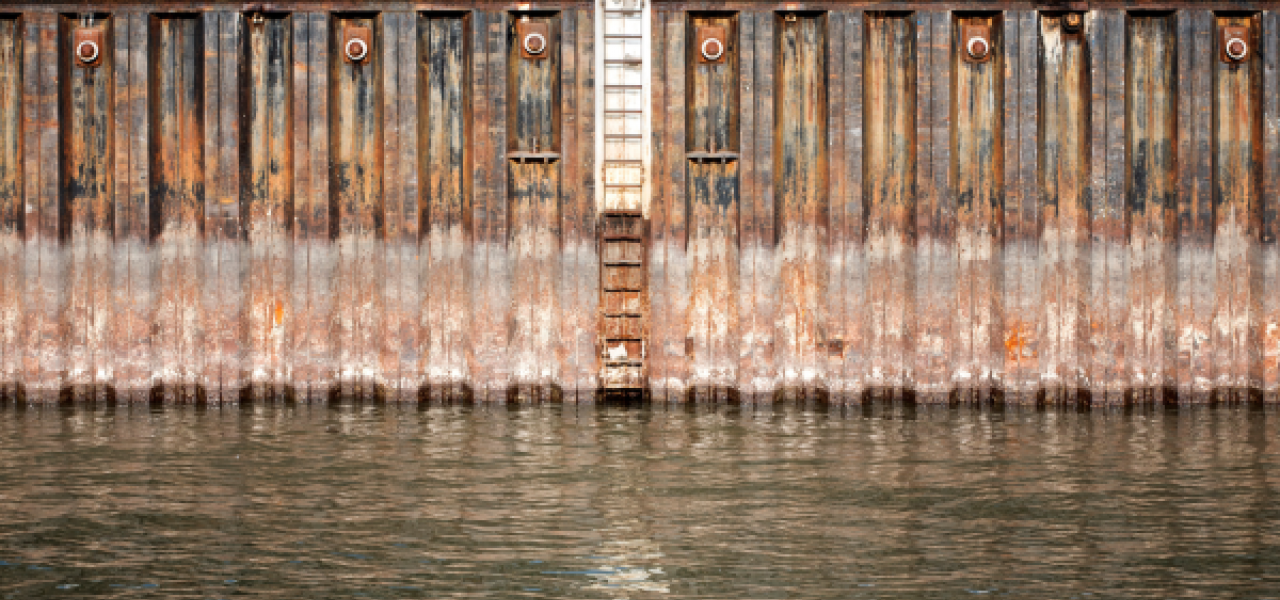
0, 384, 1273, 405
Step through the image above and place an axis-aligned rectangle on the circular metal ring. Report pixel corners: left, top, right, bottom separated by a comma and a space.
701, 37, 724, 61
967, 36, 989, 59
345, 38, 368, 62
523, 32, 547, 55
76, 40, 99, 64
1226, 37, 1248, 61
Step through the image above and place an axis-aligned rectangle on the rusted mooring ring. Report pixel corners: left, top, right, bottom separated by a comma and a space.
701, 37, 724, 61
523, 32, 547, 55
967, 36, 990, 60
345, 38, 368, 62
76, 40, 99, 64
1226, 37, 1248, 61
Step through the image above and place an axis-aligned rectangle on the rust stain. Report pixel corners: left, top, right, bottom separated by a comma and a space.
1004, 321, 1036, 362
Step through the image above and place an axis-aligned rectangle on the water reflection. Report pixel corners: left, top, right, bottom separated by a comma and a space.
581, 532, 668, 595
0, 402, 1276, 599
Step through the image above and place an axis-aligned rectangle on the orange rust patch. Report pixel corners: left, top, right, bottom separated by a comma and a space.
274, 300, 284, 327
1005, 322, 1036, 362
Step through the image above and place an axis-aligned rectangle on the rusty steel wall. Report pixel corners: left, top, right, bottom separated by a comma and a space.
0, 7, 600, 402
650, 5, 1280, 404
1, 2, 1280, 404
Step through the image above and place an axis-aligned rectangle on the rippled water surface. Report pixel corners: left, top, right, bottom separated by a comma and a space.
1, 402, 1278, 599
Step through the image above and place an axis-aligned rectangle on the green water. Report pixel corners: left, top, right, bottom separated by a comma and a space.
0, 402, 1277, 599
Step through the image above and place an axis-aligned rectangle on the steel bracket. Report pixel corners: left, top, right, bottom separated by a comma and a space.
74, 27, 104, 68
343, 24, 371, 64
961, 23, 993, 64
518, 20, 549, 60
696, 25, 727, 64
1221, 25, 1249, 64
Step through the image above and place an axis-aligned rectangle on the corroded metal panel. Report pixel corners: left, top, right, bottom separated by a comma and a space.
1001, 10, 1039, 400
61, 14, 115, 398
1264, 11, 1280, 396
951, 12, 1004, 399
0, 17, 19, 400
22, 14, 62, 396
864, 12, 914, 394
420, 13, 470, 399
775, 12, 827, 399
649, 7, 689, 399
150, 14, 205, 398
113, 12, 149, 398
202, 11, 243, 400
685, 12, 738, 400
1126, 12, 1177, 401
380, 11, 420, 399
1211, 12, 1263, 398
1090, 9, 1126, 403
291, 11, 333, 399
330, 13, 383, 398
508, 11, 562, 400
1039, 11, 1090, 401
914, 11, 951, 400
243, 13, 293, 399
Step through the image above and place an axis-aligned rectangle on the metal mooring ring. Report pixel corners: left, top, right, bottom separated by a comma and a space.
76, 40, 99, 64
523, 32, 547, 55
345, 38, 369, 62
967, 36, 990, 60
701, 37, 724, 61
1226, 37, 1248, 61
